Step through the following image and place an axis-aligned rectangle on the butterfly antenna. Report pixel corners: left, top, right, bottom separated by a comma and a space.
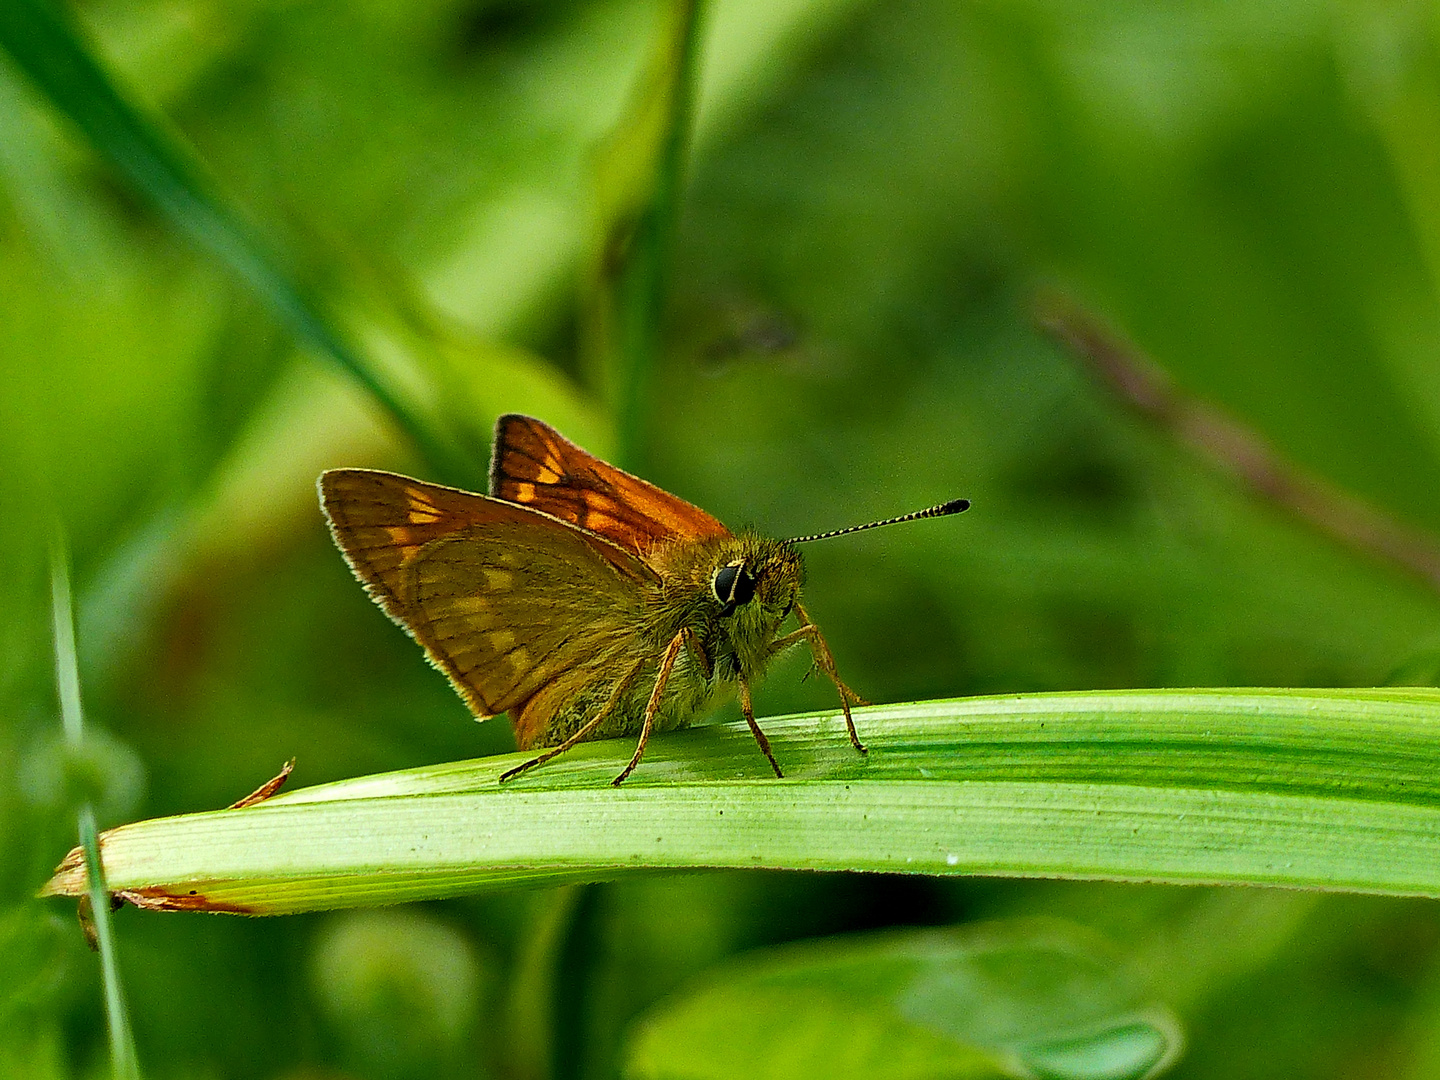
785, 498, 970, 545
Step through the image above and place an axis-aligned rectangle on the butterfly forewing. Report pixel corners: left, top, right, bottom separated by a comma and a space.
320, 470, 502, 624
320, 469, 655, 724
490, 414, 729, 557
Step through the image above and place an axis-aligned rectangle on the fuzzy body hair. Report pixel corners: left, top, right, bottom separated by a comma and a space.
530, 531, 803, 746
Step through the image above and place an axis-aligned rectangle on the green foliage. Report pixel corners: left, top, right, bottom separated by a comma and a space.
625, 920, 1181, 1080
4, 0, 1440, 1076
310, 909, 488, 1078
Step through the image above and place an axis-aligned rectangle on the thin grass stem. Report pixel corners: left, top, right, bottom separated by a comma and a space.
50, 533, 142, 1080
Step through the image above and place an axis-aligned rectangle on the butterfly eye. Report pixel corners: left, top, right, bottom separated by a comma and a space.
712, 561, 756, 616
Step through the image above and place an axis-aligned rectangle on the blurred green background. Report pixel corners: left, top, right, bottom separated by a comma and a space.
5, 0, 1440, 1075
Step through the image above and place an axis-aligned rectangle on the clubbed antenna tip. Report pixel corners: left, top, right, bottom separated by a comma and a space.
786, 497, 970, 545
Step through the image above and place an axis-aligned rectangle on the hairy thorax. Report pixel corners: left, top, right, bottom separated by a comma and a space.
533, 531, 804, 746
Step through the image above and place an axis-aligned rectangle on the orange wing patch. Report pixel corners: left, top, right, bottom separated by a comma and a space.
490, 414, 730, 557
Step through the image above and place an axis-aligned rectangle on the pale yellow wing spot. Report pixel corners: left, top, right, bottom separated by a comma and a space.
428, 594, 488, 618
405, 493, 444, 519
382, 526, 427, 558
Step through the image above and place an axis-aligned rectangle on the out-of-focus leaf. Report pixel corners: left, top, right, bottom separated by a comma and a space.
0, 907, 73, 1023
624, 920, 1181, 1080
584, 0, 703, 465
310, 909, 486, 1077
1334, 0, 1440, 460
0, 908, 70, 1080
0, 0, 472, 482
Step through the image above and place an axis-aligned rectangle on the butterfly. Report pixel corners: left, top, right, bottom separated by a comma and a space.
319, 414, 967, 785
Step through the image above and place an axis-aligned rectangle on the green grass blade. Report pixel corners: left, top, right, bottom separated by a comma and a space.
77, 807, 140, 1080
49, 532, 83, 749
0, 0, 470, 482
40, 688, 1440, 915
51, 537, 140, 1080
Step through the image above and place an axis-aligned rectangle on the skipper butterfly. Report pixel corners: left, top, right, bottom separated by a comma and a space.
320, 415, 967, 784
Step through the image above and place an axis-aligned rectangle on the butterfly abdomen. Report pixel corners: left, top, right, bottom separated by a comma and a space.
522, 643, 720, 748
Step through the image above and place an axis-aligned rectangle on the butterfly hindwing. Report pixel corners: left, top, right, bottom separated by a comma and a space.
319, 469, 655, 724
490, 414, 730, 558
409, 519, 649, 725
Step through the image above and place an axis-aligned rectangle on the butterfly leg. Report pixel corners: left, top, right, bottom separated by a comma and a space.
770, 602, 869, 755
612, 629, 687, 786
500, 658, 646, 783
739, 676, 784, 778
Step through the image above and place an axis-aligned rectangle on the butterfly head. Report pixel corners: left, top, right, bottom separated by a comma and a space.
708, 536, 803, 638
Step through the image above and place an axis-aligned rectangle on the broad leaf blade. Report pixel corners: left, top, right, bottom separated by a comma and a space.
40, 688, 1440, 914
